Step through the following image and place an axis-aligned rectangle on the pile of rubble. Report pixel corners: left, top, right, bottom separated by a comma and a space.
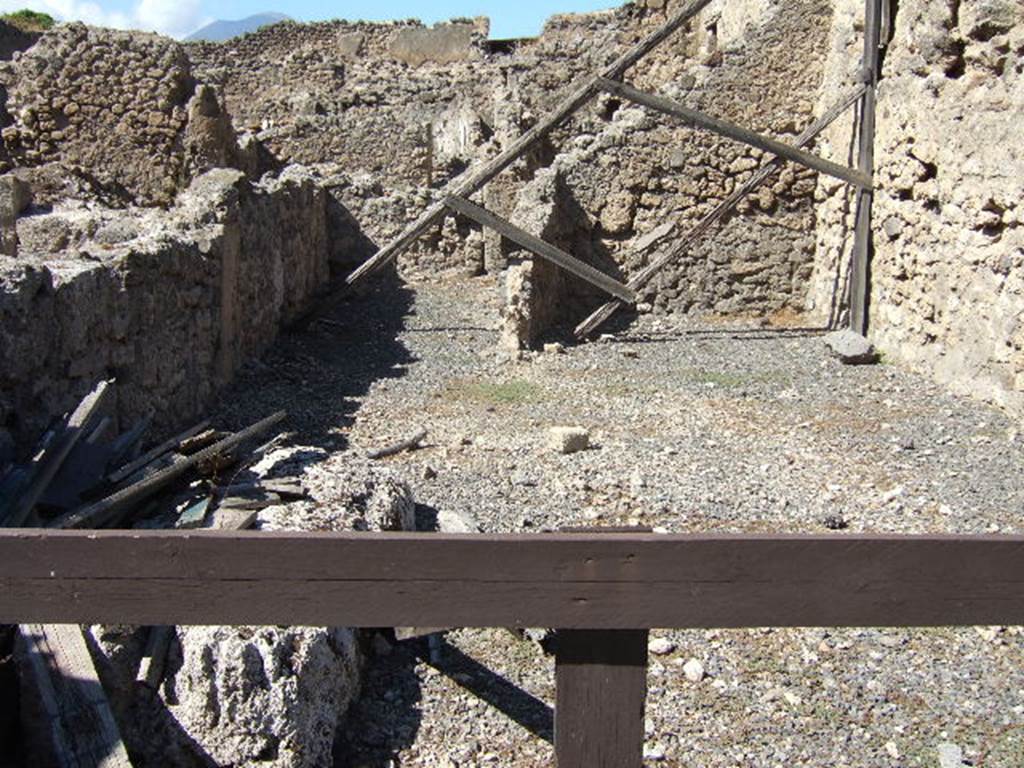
0, 379, 418, 767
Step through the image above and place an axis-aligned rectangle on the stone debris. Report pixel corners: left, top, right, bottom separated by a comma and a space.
548, 426, 590, 455
0, 174, 31, 256
648, 637, 677, 656
0, 0, 1021, 762
682, 658, 706, 683
937, 742, 966, 768
170, 624, 362, 768
824, 329, 879, 366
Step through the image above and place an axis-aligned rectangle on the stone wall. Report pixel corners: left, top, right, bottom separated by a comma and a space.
0, 167, 329, 450
513, 0, 831, 322
0, 24, 253, 207
808, 0, 1024, 415
184, 1, 835, 322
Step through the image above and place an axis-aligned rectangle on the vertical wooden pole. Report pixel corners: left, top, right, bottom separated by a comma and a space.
849, 0, 883, 335
555, 629, 649, 768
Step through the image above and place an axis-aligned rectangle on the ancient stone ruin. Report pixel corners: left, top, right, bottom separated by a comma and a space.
0, 0, 1021, 764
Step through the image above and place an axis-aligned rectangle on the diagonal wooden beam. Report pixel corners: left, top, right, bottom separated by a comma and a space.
345, 0, 718, 286
3, 380, 112, 528
598, 77, 872, 189
445, 195, 636, 304
575, 84, 868, 339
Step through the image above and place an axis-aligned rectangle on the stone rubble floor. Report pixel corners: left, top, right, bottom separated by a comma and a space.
216, 274, 1024, 768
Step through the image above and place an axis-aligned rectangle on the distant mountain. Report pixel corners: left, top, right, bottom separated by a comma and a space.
185, 12, 291, 42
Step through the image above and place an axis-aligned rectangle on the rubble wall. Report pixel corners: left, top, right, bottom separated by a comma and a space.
185, 1, 835, 316
808, 0, 1024, 415
0, 23, 258, 208
0, 168, 328, 450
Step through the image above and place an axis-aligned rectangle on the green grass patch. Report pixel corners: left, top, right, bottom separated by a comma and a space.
1, 9, 56, 32
445, 378, 544, 406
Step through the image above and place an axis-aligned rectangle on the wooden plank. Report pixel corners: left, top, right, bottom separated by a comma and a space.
138, 495, 258, 691
105, 418, 150, 474
40, 419, 117, 511
136, 625, 175, 690
555, 629, 648, 767
345, 0, 717, 285
107, 420, 209, 484
20, 624, 131, 767
575, 85, 868, 338
4, 381, 112, 528
367, 429, 428, 460
445, 195, 636, 303
174, 496, 211, 529
2, 531, 1024, 629
599, 77, 872, 189
849, 0, 883, 335
52, 412, 286, 530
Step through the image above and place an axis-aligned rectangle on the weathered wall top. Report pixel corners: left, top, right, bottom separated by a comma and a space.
0, 23, 256, 207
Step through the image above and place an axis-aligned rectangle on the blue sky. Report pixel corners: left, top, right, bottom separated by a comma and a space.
0, 0, 620, 40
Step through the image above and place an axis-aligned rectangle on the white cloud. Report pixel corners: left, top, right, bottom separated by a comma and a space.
0, 0, 210, 38
133, 0, 207, 38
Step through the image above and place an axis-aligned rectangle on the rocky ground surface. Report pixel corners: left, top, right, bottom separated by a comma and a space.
215, 274, 1024, 768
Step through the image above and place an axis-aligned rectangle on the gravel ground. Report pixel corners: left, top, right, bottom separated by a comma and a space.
215, 274, 1024, 768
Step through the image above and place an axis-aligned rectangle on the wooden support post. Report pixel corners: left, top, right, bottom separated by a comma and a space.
555, 629, 648, 767
849, 0, 883, 335
345, 0, 717, 286
445, 195, 636, 303
599, 78, 872, 189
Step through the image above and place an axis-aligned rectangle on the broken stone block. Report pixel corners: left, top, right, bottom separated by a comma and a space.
387, 23, 477, 66
0, 174, 31, 257
549, 426, 590, 454
170, 624, 362, 768
824, 329, 879, 365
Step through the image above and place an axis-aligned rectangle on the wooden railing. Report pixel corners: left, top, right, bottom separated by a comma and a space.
3, 530, 1023, 766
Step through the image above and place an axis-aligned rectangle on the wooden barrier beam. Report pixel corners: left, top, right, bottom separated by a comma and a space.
2, 531, 1024, 629
599, 77, 872, 189
445, 196, 636, 303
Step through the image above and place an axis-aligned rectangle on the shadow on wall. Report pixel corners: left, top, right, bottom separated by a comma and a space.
211, 266, 416, 458
327, 194, 381, 275
498, 168, 630, 350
